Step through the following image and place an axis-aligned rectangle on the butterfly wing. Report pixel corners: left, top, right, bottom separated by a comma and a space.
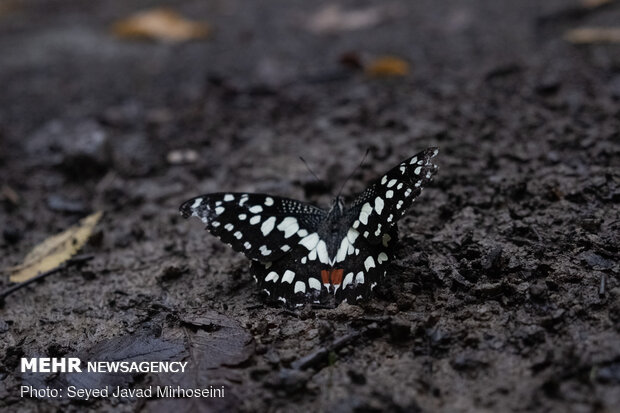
345, 147, 438, 245
334, 225, 398, 304
331, 147, 438, 303
180, 193, 327, 262
250, 245, 329, 307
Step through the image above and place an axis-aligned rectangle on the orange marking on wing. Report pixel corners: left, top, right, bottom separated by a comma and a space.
331, 269, 344, 286
321, 270, 330, 285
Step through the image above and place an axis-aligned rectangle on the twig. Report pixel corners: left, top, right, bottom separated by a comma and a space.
291, 330, 362, 370
0, 254, 94, 305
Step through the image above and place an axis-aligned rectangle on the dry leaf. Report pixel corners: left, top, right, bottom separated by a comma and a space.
0, 0, 19, 18
112, 8, 210, 43
581, 0, 613, 9
9, 211, 102, 283
1, 185, 19, 205
306, 4, 402, 34
564, 27, 620, 44
365, 56, 410, 77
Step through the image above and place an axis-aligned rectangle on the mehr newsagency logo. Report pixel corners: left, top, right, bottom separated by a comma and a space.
20, 357, 225, 399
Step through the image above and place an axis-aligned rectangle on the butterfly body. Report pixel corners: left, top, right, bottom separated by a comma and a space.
180, 147, 438, 307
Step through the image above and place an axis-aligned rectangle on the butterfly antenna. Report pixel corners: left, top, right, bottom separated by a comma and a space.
336, 148, 370, 198
299, 156, 323, 185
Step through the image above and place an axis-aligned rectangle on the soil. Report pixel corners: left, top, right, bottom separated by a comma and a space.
1, 1, 619, 412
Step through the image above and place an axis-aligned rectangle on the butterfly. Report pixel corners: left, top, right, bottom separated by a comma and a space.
180, 147, 439, 308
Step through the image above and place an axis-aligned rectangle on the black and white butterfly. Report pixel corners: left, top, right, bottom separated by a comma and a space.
180, 147, 439, 307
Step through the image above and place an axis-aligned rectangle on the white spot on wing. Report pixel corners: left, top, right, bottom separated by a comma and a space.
225, 223, 234, 231
364, 256, 376, 271
414, 166, 422, 175
335, 237, 350, 263
308, 278, 321, 291
215, 207, 225, 215
386, 190, 394, 199
250, 215, 261, 225
259, 245, 272, 256
224, 194, 234, 202
234, 231, 242, 239
238, 214, 247, 220
387, 179, 397, 188
265, 272, 278, 282
191, 198, 202, 209
378, 252, 388, 263
244, 241, 251, 249
282, 270, 295, 283
356, 272, 365, 284
316, 240, 329, 264
260, 216, 277, 236
294, 281, 306, 293
409, 156, 418, 164
381, 175, 388, 185
347, 228, 359, 244
342, 272, 354, 289
299, 232, 319, 250
264, 197, 274, 206
277, 217, 299, 238
374, 197, 384, 215
249, 205, 263, 213
360, 202, 372, 225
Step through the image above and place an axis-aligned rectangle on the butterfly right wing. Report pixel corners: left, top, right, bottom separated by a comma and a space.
180, 193, 327, 262
345, 147, 438, 245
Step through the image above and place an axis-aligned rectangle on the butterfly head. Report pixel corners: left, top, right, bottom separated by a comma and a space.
330, 196, 345, 215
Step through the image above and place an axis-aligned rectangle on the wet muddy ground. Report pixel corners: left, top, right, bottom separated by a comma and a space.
1, 0, 619, 412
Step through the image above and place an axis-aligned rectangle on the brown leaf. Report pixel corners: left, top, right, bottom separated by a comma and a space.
112, 8, 210, 43
564, 27, 620, 44
581, 0, 613, 9
0, 0, 19, 18
9, 211, 102, 283
365, 56, 410, 77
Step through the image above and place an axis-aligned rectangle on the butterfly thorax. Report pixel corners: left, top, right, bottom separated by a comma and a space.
317, 197, 348, 259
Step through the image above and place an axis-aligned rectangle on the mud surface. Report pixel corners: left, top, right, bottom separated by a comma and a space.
1, 1, 619, 412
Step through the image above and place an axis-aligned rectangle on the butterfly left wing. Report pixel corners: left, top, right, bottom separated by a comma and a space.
180, 193, 327, 262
